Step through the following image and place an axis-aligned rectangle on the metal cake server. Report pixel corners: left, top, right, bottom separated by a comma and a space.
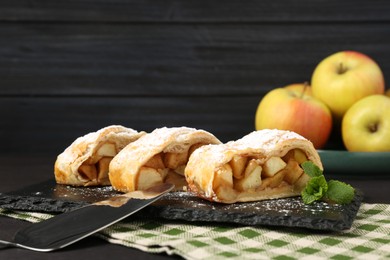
0, 183, 174, 252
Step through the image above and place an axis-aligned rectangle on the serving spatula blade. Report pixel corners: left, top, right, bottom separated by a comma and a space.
7, 183, 174, 252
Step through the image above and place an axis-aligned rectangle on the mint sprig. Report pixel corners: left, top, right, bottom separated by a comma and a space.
301, 161, 355, 205
301, 175, 328, 204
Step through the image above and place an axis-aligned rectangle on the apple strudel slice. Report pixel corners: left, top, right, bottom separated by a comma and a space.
109, 126, 221, 192
185, 129, 323, 204
54, 125, 145, 186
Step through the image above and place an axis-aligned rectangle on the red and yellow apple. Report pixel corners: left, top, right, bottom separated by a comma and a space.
255, 84, 333, 149
311, 51, 385, 119
342, 95, 390, 152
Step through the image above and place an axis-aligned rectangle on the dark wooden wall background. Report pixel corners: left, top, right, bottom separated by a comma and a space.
0, 1, 389, 155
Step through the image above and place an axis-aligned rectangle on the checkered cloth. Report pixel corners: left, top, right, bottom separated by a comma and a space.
1, 203, 389, 259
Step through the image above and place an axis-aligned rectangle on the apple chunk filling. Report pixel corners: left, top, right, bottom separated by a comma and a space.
77, 143, 119, 184
164, 150, 188, 175
234, 159, 262, 191
136, 143, 206, 190
78, 156, 113, 183
213, 149, 309, 201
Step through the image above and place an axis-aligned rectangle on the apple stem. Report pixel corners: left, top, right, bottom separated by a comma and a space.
300, 82, 309, 99
337, 62, 348, 74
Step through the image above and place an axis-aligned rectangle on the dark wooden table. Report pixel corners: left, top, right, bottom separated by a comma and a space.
0, 155, 389, 259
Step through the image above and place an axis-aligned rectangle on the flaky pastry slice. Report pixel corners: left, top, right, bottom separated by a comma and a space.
54, 125, 145, 186
109, 126, 221, 192
185, 129, 323, 204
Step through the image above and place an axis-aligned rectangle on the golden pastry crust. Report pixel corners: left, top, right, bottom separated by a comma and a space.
54, 125, 145, 186
109, 126, 221, 192
185, 129, 322, 204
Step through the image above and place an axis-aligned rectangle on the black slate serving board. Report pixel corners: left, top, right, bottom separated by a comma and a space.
0, 179, 363, 232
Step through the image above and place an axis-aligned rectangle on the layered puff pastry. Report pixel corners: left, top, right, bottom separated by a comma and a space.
54, 125, 145, 186
109, 126, 221, 193
185, 129, 322, 204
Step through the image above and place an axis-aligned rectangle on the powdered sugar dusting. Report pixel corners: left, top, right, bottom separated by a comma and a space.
232, 129, 306, 151
139, 127, 196, 151
158, 191, 344, 218
192, 129, 308, 167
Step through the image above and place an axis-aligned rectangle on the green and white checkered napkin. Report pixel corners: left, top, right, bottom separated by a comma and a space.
1, 203, 390, 259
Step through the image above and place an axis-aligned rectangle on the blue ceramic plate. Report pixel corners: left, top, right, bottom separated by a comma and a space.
318, 150, 390, 176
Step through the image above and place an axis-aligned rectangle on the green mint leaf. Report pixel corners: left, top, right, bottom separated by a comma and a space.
301, 161, 323, 177
323, 180, 355, 205
300, 161, 356, 205
301, 175, 328, 204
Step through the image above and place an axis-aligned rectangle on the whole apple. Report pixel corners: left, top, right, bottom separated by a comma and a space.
342, 95, 390, 152
255, 85, 333, 149
311, 51, 385, 119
